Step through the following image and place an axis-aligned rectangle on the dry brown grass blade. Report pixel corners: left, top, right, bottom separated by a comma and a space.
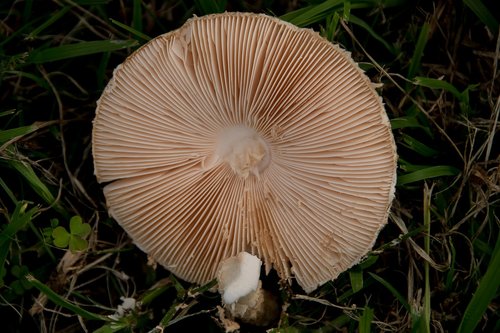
38, 66, 96, 209
391, 214, 449, 271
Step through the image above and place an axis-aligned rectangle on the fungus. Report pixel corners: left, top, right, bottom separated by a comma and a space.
93, 12, 397, 294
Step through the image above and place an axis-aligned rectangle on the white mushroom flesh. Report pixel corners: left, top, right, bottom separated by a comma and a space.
218, 252, 262, 304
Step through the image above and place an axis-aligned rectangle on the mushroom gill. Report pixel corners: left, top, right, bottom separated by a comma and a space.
92, 12, 397, 293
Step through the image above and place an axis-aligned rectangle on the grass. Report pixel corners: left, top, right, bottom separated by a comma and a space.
1, 0, 499, 332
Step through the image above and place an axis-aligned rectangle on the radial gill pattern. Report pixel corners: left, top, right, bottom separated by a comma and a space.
92, 12, 397, 293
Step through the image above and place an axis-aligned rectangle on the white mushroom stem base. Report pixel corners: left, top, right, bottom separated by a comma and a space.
216, 126, 271, 179
225, 281, 279, 327
217, 252, 279, 326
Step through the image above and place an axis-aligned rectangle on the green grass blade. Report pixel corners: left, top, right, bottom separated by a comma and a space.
0, 16, 37, 47
190, 278, 217, 294
0, 110, 16, 118
359, 306, 374, 333
109, 19, 151, 41
398, 159, 431, 173
414, 77, 462, 99
281, 0, 406, 27
93, 321, 130, 333
457, 233, 500, 333
401, 134, 439, 157
4, 152, 67, 216
22, 0, 33, 24
0, 202, 39, 247
140, 279, 174, 306
94, 322, 128, 333
463, 0, 499, 32
397, 166, 460, 185
279, 6, 314, 24
358, 255, 379, 269
323, 12, 341, 41
390, 116, 426, 130
25, 6, 71, 40
26, 274, 110, 321
0, 125, 41, 145
159, 300, 181, 327
132, 0, 143, 33
0, 121, 56, 145
0, 203, 39, 286
368, 272, 411, 311
337, 279, 375, 302
348, 14, 397, 54
349, 269, 364, 293
6, 158, 55, 206
407, 22, 430, 80
97, 52, 111, 91
343, 1, 351, 20
280, 0, 343, 27
329, 314, 351, 328
194, 0, 227, 14
28, 40, 139, 64
0, 177, 17, 204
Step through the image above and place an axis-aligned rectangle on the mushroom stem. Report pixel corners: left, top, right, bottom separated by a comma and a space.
218, 252, 279, 326
225, 280, 279, 327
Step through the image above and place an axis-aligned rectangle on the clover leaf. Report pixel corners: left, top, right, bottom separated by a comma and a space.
52, 226, 70, 248
69, 216, 91, 238
52, 216, 91, 252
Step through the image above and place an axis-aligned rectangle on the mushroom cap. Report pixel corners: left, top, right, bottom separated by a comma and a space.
92, 12, 397, 293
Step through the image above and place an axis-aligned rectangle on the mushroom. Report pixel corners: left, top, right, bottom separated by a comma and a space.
93, 12, 397, 294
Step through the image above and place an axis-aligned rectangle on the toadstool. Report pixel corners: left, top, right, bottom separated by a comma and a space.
93, 12, 397, 294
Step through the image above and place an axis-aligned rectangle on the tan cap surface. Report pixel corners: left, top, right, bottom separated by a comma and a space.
93, 12, 397, 293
